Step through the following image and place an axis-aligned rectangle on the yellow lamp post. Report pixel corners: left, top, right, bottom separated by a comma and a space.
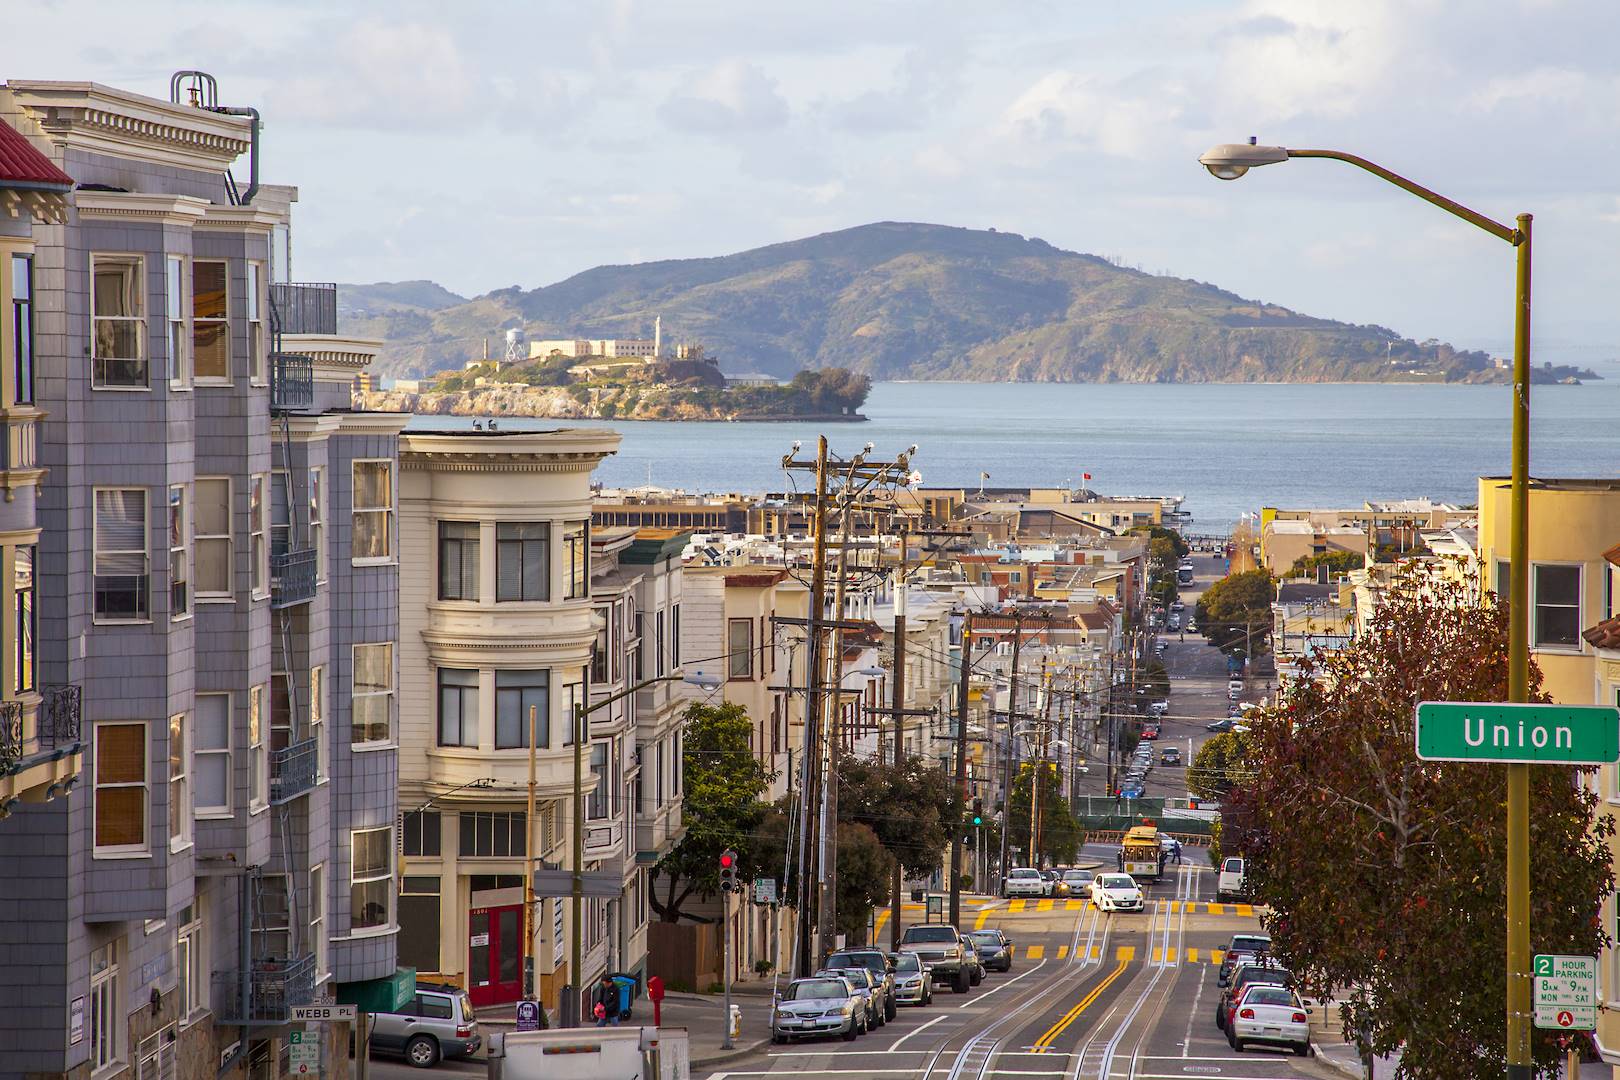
1198, 140, 1533, 1079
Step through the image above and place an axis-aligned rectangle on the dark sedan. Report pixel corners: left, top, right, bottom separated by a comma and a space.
966, 929, 1013, 972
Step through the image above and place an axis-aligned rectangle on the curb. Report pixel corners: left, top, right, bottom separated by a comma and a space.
1311, 1047, 1366, 1080
690, 1034, 771, 1068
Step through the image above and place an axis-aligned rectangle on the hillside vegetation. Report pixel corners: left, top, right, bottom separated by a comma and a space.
345, 222, 1597, 385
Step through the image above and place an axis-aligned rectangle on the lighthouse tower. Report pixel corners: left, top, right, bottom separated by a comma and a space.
654, 315, 662, 359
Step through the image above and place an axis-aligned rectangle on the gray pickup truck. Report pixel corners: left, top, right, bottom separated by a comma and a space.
898, 924, 972, 993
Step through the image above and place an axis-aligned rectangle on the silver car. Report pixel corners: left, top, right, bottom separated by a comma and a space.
772, 976, 864, 1043
820, 966, 885, 1028
368, 984, 482, 1068
889, 951, 933, 1005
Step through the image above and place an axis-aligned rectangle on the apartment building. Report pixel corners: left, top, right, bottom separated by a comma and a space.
395, 427, 623, 1017
0, 76, 406, 1079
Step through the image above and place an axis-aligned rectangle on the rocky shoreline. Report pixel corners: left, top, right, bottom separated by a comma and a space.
358, 382, 867, 422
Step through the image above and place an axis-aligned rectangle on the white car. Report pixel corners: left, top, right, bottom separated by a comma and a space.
1217, 856, 1246, 901
1229, 983, 1311, 1056
1002, 867, 1047, 898
1089, 873, 1144, 912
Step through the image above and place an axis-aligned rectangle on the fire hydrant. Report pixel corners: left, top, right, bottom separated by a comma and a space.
728, 1004, 742, 1041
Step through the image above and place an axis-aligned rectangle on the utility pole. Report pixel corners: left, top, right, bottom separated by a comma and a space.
818, 470, 860, 959
997, 612, 1023, 889
568, 699, 585, 1028
523, 704, 539, 1003
795, 437, 830, 975
948, 611, 973, 927
888, 524, 907, 950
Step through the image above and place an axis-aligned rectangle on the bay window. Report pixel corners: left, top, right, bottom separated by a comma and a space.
92, 254, 146, 388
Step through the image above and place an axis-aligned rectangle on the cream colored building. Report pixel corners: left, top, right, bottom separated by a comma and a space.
395, 427, 621, 1016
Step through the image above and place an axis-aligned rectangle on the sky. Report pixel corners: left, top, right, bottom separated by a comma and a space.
11, 0, 1620, 367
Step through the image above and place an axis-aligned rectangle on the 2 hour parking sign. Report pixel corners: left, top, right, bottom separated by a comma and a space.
1533, 954, 1596, 1031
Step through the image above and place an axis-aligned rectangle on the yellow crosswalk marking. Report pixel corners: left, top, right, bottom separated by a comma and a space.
1092, 945, 1102, 960
1009, 899, 1027, 913
1235, 903, 1255, 917
1065, 899, 1084, 910
1056, 945, 1069, 959
973, 906, 994, 931
1212, 949, 1226, 965
1208, 903, 1226, 915
1026, 945, 1046, 959
1037, 899, 1054, 912
872, 909, 890, 939
1117, 946, 1136, 962
1186, 948, 1199, 963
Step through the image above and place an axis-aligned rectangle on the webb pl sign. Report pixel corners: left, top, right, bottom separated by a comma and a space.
1415, 701, 1620, 765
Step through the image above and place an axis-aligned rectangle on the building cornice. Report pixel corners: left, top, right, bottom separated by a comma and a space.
195, 204, 283, 233
400, 429, 621, 471
334, 411, 412, 436
285, 333, 383, 378
8, 80, 252, 172
282, 414, 344, 440
73, 191, 210, 228
1, 187, 67, 224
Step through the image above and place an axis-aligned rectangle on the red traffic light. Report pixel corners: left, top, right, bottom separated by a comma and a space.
719, 852, 734, 868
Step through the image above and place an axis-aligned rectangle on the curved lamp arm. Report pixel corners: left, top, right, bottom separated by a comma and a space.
1285, 148, 1520, 245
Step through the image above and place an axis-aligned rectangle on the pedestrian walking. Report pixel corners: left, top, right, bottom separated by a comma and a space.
593, 974, 621, 1027
1116, 849, 1124, 872
1172, 838, 1183, 864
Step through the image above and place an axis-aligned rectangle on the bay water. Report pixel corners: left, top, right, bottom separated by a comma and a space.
407, 380, 1620, 528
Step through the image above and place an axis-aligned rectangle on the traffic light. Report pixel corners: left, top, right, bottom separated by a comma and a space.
971, 798, 984, 828
719, 849, 737, 892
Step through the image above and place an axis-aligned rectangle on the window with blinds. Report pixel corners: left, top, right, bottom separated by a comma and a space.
194, 478, 232, 598
94, 488, 149, 621
352, 461, 394, 561
193, 259, 229, 382
94, 721, 147, 853
438, 521, 480, 600
496, 669, 548, 749
438, 667, 479, 747
563, 520, 588, 599
91, 254, 146, 388
496, 522, 549, 601
353, 642, 394, 745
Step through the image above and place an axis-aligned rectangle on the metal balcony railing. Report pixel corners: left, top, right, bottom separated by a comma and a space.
212, 952, 316, 1026
0, 701, 23, 767
271, 548, 318, 608
271, 351, 314, 412
270, 737, 319, 804
269, 282, 338, 336
42, 686, 81, 746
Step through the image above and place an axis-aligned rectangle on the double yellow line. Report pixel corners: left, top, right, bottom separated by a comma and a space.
1030, 958, 1130, 1052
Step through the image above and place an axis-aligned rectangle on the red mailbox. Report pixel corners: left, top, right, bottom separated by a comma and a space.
647, 975, 665, 1027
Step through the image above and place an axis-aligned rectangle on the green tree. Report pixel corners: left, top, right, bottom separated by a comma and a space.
753, 802, 896, 946
1129, 525, 1190, 560
1195, 568, 1275, 658
1224, 565, 1613, 1079
1187, 730, 1249, 802
1002, 761, 1083, 867
650, 702, 775, 922
838, 755, 964, 877
1287, 549, 1364, 579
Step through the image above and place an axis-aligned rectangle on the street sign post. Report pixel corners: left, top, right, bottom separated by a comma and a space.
1533, 954, 1597, 1031
287, 1030, 320, 1076
753, 877, 777, 905
1415, 702, 1620, 765
289, 1004, 356, 1023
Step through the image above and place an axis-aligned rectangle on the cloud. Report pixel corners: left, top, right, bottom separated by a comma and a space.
658, 61, 790, 133
999, 72, 1192, 159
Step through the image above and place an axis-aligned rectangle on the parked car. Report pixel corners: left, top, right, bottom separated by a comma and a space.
825, 949, 897, 1022
967, 929, 1013, 972
369, 983, 482, 1069
1002, 867, 1047, 899
818, 966, 884, 1029
1148, 701, 1168, 717
1141, 724, 1160, 741
1217, 856, 1247, 900
1119, 782, 1146, 798
1090, 872, 1145, 912
1219, 962, 1294, 1031
889, 951, 933, 1006
772, 976, 864, 1043
959, 937, 984, 986
1218, 934, 1272, 987
1170, 600, 1186, 612
898, 924, 972, 992
1160, 746, 1182, 765
1040, 868, 1067, 896
1229, 984, 1312, 1056
1206, 718, 1235, 733
1186, 621, 1198, 632
1061, 869, 1095, 896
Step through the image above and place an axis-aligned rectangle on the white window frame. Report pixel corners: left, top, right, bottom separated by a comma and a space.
310, 466, 327, 584
351, 459, 395, 564
247, 260, 266, 386
93, 486, 150, 624
90, 252, 148, 391
311, 663, 328, 782
93, 720, 149, 858
192, 257, 230, 385
351, 642, 395, 749
168, 484, 190, 621
349, 826, 395, 934
1532, 561, 1584, 653
249, 473, 269, 600
310, 863, 328, 982
193, 692, 231, 818
89, 941, 121, 1074
194, 477, 233, 602
168, 712, 191, 852
176, 903, 205, 1024
249, 683, 268, 812
166, 255, 190, 390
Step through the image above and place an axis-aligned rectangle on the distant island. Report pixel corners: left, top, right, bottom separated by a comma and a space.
359, 358, 871, 422
342, 222, 1600, 387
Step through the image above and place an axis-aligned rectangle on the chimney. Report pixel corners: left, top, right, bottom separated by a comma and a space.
1317, 563, 1330, 585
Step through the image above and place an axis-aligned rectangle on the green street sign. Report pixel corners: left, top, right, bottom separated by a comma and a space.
1415, 701, 1620, 765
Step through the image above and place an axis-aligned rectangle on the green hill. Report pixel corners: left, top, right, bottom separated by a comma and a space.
345, 222, 1596, 385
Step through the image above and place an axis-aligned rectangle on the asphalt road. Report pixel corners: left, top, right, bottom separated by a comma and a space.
700, 847, 1335, 1080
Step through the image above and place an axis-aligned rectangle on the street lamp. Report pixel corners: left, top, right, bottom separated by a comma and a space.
543, 667, 722, 1027
1198, 138, 1533, 1079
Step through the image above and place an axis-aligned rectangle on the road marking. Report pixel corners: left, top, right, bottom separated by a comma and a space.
1056, 945, 1069, 960
1235, 902, 1255, 917
974, 903, 1002, 931
1116, 946, 1136, 962
1037, 898, 1054, 912
1029, 957, 1130, 1051
872, 908, 890, 941
1066, 899, 1086, 910
957, 958, 1049, 1008
1009, 899, 1027, 913
1151, 947, 1180, 964
885, 1013, 944, 1052
1185, 948, 1198, 963
1026, 945, 1045, 959
1212, 949, 1225, 965
1208, 903, 1225, 915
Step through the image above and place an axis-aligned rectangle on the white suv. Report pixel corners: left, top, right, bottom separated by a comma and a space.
1002, 867, 1046, 898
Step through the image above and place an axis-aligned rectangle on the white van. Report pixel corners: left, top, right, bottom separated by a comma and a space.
1217, 856, 1246, 901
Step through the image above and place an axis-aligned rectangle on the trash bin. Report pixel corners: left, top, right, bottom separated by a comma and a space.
728, 1004, 742, 1041
910, 888, 924, 902
609, 973, 638, 1020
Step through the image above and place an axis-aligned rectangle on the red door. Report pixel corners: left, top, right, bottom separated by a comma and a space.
467, 904, 524, 1006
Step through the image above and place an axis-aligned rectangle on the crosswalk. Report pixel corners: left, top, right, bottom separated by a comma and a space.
1001, 898, 1258, 917
1012, 944, 1233, 966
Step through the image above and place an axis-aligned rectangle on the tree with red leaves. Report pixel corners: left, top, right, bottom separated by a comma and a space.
1224, 564, 1612, 1079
